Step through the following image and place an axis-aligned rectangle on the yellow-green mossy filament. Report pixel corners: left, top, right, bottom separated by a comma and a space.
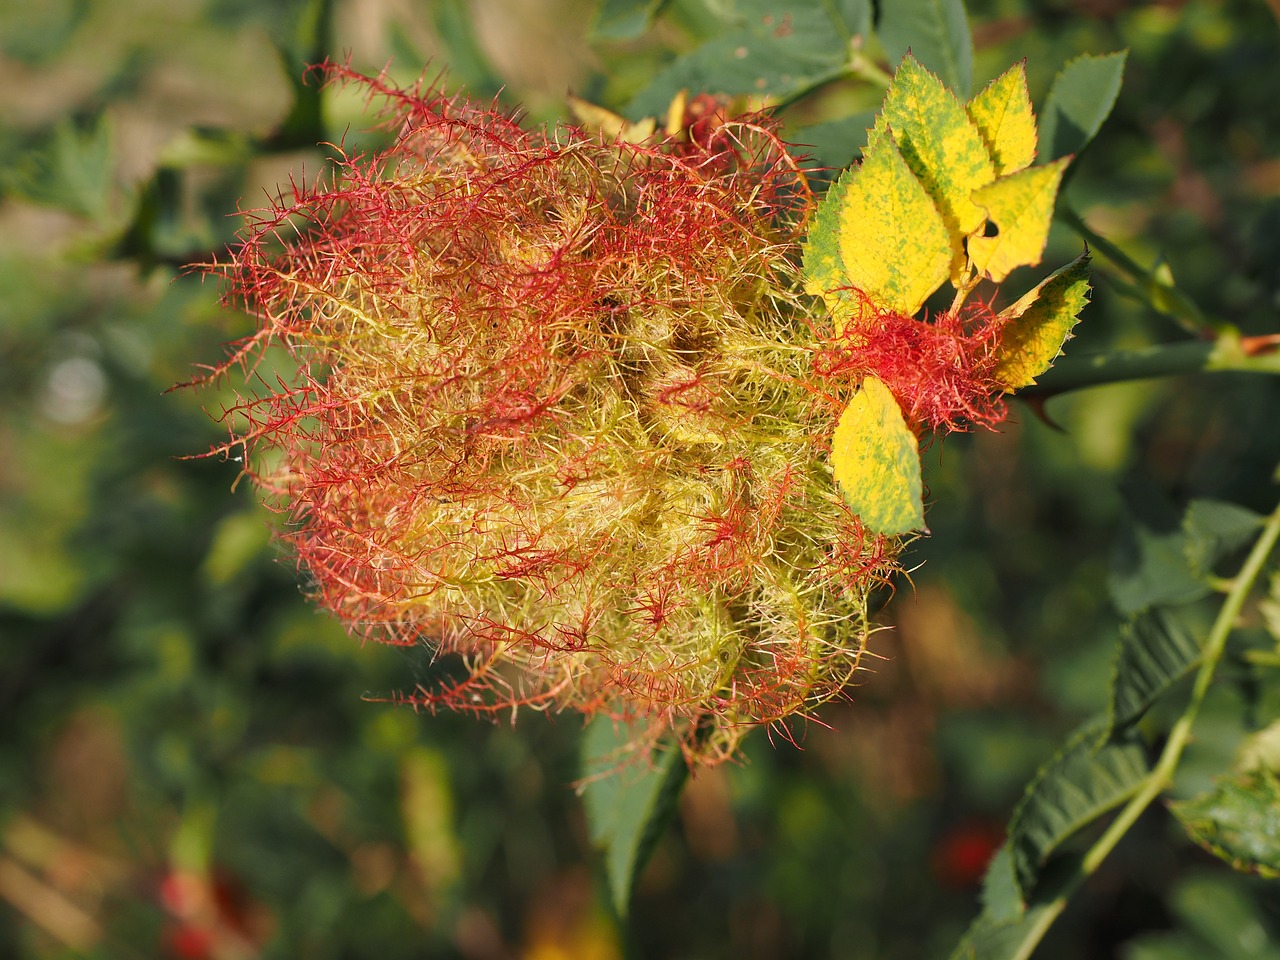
210, 65, 899, 764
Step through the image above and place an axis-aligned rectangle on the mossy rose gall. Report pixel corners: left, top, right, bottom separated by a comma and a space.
199, 65, 906, 764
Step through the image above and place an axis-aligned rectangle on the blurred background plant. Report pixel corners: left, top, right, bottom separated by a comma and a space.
2, 1, 1279, 958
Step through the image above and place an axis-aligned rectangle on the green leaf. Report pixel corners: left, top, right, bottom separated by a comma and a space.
1109, 508, 1212, 616
1183, 499, 1265, 579
7, 115, 120, 222
966, 61, 1037, 176
592, 0, 666, 40
829, 131, 953, 316
1039, 51, 1127, 161
876, 0, 973, 95
1008, 722, 1150, 899
627, 0, 872, 116
874, 54, 995, 244
580, 717, 688, 918
1109, 608, 1201, 734
1171, 769, 1280, 879
829, 376, 925, 535
978, 845, 1023, 925
834, 0, 873, 36
794, 111, 874, 177
992, 252, 1091, 390
968, 158, 1070, 283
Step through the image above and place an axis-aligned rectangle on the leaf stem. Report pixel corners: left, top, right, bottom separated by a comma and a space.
1012, 492, 1280, 958
1244, 650, 1280, 669
848, 49, 893, 88
1058, 206, 1211, 334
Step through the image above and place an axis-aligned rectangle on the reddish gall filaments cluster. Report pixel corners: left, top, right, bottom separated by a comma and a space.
817, 295, 1011, 435
203, 65, 905, 765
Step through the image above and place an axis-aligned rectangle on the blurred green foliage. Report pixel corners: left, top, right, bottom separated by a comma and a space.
1, 1, 1278, 958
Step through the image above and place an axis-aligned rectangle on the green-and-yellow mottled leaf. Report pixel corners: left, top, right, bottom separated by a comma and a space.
836, 131, 952, 318
968, 158, 1069, 282
874, 54, 995, 259
830, 376, 925, 535
993, 252, 1091, 389
802, 167, 856, 321
966, 61, 1037, 176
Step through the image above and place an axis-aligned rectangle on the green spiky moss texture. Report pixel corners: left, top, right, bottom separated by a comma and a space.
206, 65, 900, 764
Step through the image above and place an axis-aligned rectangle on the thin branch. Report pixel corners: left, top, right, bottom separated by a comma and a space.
1006, 489, 1280, 960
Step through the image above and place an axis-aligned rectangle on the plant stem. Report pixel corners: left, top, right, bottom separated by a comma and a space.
1022, 332, 1280, 398
1013, 493, 1280, 959
1024, 341, 1213, 395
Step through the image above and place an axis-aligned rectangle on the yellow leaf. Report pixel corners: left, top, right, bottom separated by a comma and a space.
830, 376, 925, 535
663, 90, 688, 138
836, 131, 953, 319
967, 158, 1070, 283
874, 55, 995, 262
993, 252, 1091, 389
567, 95, 657, 143
966, 61, 1038, 176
